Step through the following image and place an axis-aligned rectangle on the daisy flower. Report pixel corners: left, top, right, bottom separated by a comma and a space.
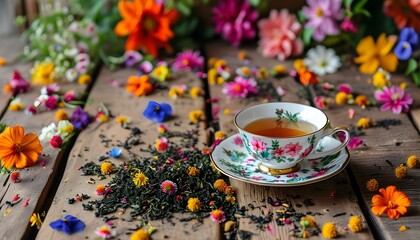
374, 85, 413, 114
304, 45, 341, 75
172, 50, 204, 71
222, 76, 258, 98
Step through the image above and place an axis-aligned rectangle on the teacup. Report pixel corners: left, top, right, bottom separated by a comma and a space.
234, 102, 350, 175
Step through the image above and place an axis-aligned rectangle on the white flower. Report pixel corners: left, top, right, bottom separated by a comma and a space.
304, 45, 341, 76
65, 68, 78, 82
57, 120, 74, 138
39, 123, 57, 142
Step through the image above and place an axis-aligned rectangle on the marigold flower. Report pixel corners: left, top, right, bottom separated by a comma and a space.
297, 70, 318, 86
31, 62, 56, 85
189, 87, 203, 98
189, 110, 205, 123
0, 126, 43, 169
366, 178, 379, 192
357, 118, 371, 129
371, 185, 411, 219
55, 109, 68, 121
101, 162, 113, 175
335, 92, 349, 104
187, 197, 201, 212
399, 225, 407, 232
126, 75, 153, 97
214, 131, 226, 140
406, 155, 419, 168
130, 228, 150, 240
96, 185, 105, 196
78, 74, 91, 85
322, 222, 338, 239
187, 166, 200, 176
224, 186, 235, 195
348, 216, 363, 232
133, 172, 148, 187
214, 179, 228, 192
355, 95, 369, 107
114, 0, 177, 57
372, 69, 390, 89
293, 59, 307, 72
210, 209, 226, 223
226, 195, 236, 204
395, 164, 407, 178
30, 213, 43, 228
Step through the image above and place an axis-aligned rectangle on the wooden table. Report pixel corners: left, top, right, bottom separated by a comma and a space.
1, 35, 420, 240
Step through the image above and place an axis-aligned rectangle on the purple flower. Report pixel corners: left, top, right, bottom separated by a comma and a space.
172, 50, 204, 71
222, 76, 258, 98
212, 0, 258, 47
49, 215, 85, 234
124, 50, 143, 67
138, 61, 153, 74
374, 85, 413, 114
348, 136, 364, 149
8, 71, 30, 95
303, 0, 343, 41
394, 27, 419, 60
70, 107, 91, 129
143, 101, 172, 123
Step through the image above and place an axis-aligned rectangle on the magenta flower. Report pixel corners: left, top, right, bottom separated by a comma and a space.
7, 71, 30, 95
302, 0, 343, 41
284, 143, 303, 157
311, 169, 328, 177
251, 138, 266, 152
300, 145, 314, 158
271, 147, 286, 157
374, 85, 413, 114
212, 0, 258, 47
338, 83, 352, 94
258, 9, 303, 60
348, 136, 364, 149
222, 76, 258, 98
160, 180, 177, 195
172, 50, 204, 71
340, 17, 358, 33
233, 136, 243, 146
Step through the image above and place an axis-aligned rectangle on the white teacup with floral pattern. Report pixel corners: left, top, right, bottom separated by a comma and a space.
234, 102, 350, 175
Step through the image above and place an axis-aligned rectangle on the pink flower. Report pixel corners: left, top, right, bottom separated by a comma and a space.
303, 0, 343, 41
50, 135, 63, 148
284, 143, 303, 157
258, 9, 303, 60
160, 180, 177, 195
315, 96, 329, 109
300, 145, 314, 158
7, 71, 30, 95
210, 209, 226, 223
348, 136, 364, 149
340, 17, 358, 33
64, 90, 76, 102
251, 138, 266, 152
45, 95, 58, 110
233, 136, 243, 146
286, 173, 298, 178
222, 76, 258, 98
212, 0, 258, 47
338, 83, 352, 94
155, 137, 169, 151
374, 85, 413, 114
311, 169, 328, 177
271, 147, 286, 157
172, 50, 204, 71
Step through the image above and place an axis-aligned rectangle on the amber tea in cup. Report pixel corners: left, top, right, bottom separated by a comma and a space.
243, 118, 317, 138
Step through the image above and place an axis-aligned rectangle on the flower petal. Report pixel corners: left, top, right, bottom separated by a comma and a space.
359, 59, 380, 74
379, 54, 398, 72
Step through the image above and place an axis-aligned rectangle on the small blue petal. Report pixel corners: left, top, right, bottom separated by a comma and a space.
394, 41, 412, 60
107, 148, 122, 157
400, 27, 418, 49
49, 215, 85, 234
143, 101, 172, 123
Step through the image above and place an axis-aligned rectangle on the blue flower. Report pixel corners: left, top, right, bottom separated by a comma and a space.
394, 27, 419, 60
49, 215, 85, 234
394, 41, 413, 60
143, 101, 172, 122
107, 148, 122, 158
70, 107, 91, 129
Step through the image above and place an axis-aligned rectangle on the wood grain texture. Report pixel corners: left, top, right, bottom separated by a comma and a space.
36, 67, 220, 239
205, 42, 373, 239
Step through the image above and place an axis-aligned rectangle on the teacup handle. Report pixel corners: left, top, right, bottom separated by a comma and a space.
305, 126, 350, 160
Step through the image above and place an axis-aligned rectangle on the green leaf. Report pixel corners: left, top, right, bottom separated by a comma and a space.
176, 1, 191, 16
354, 0, 368, 12
322, 35, 342, 47
297, 10, 306, 23
405, 59, 418, 75
344, 0, 353, 7
302, 27, 314, 46
354, 9, 371, 17
412, 71, 420, 86
249, 0, 260, 7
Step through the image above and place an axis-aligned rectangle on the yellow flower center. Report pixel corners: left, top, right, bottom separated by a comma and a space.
182, 59, 189, 66
316, 8, 323, 17
388, 200, 396, 209
143, 16, 157, 31
14, 143, 23, 153
391, 93, 400, 100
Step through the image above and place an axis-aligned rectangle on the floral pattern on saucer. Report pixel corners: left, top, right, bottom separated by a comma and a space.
210, 134, 350, 187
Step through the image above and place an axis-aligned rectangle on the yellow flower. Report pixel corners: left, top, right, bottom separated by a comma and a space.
31, 62, 56, 85
223, 109, 231, 115
354, 34, 398, 74
271, 64, 286, 76
395, 164, 407, 178
187, 166, 200, 176
0, 57, 6, 66
348, 216, 363, 232
366, 178, 379, 192
55, 109, 68, 121
357, 118, 371, 129
8, 98, 24, 111
293, 59, 307, 72
214, 131, 226, 140
214, 179, 228, 192
168, 85, 185, 98
216, 76, 225, 84
189, 110, 204, 123
335, 92, 349, 104
133, 172, 148, 187
208, 58, 217, 67
237, 51, 248, 60
224, 220, 236, 232
189, 87, 202, 98
130, 229, 150, 240
101, 162, 113, 175
406, 155, 419, 168
224, 186, 234, 195
400, 82, 407, 89
30, 213, 43, 228
187, 197, 201, 211
399, 225, 407, 232
208, 68, 218, 85
322, 222, 338, 239
256, 67, 268, 79
78, 74, 91, 85
151, 65, 171, 82
226, 195, 236, 204
372, 69, 390, 88
355, 95, 369, 107
214, 59, 226, 68
115, 115, 131, 124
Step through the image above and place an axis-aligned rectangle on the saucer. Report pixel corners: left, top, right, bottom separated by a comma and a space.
210, 134, 350, 187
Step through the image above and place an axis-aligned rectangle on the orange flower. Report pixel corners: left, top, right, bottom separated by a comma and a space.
126, 75, 153, 97
114, 0, 178, 57
297, 70, 318, 86
0, 126, 43, 169
371, 185, 411, 219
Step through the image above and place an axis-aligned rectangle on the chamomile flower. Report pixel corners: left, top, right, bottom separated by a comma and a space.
304, 45, 341, 76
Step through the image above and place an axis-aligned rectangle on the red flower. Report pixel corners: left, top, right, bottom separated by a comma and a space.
384, 0, 420, 31
50, 135, 63, 148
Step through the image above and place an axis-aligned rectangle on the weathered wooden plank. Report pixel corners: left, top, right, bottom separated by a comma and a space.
206, 42, 373, 239
310, 64, 420, 240
36, 67, 220, 239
